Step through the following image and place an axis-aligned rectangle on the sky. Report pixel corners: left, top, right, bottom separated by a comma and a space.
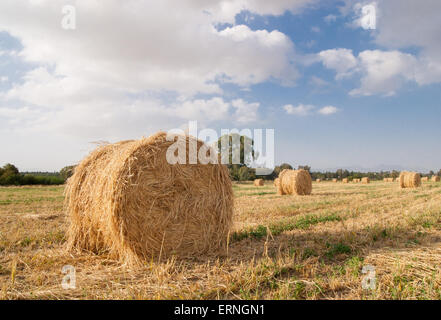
1, 0, 441, 172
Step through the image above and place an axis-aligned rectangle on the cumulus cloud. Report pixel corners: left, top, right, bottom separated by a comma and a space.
283, 104, 315, 116
318, 48, 358, 79
335, 0, 441, 93
0, 0, 319, 146
318, 105, 339, 115
317, 48, 434, 96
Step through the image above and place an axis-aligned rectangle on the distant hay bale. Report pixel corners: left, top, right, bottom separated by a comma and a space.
332, 178, 337, 182
254, 179, 264, 186
432, 176, 440, 182
421, 177, 429, 182
342, 178, 348, 183
361, 177, 370, 184
399, 171, 421, 188
353, 178, 360, 183
65, 132, 234, 264
316, 179, 321, 183
274, 178, 280, 188
277, 169, 312, 196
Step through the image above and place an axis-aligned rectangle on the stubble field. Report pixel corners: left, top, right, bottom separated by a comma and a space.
1, 180, 440, 299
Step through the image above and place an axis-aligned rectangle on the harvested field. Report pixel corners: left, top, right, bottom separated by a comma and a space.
1, 181, 441, 299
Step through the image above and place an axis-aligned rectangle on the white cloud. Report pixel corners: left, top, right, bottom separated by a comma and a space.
0, 76, 8, 82
340, 0, 441, 88
317, 48, 432, 96
318, 48, 358, 79
318, 105, 339, 115
284, 104, 315, 116
311, 26, 320, 33
231, 99, 260, 123
0, 0, 315, 147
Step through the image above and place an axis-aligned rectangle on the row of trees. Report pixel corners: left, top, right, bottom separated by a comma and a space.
0, 163, 65, 186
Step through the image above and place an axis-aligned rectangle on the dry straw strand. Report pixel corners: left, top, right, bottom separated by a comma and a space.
399, 171, 421, 188
65, 132, 234, 265
277, 169, 312, 196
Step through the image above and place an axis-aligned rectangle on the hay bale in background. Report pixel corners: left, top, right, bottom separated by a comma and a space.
254, 179, 264, 186
432, 176, 440, 182
278, 169, 312, 196
361, 177, 370, 184
399, 171, 421, 188
342, 178, 348, 183
65, 132, 233, 264
274, 178, 280, 188
421, 177, 429, 182
316, 179, 321, 183
332, 178, 337, 182
353, 179, 360, 183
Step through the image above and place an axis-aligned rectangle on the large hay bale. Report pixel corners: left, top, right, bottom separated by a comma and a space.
254, 179, 264, 186
432, 176, 440, 182
342, 178, 348, 183
361, 177, 370, 184
277, 169, 312, 196
274, 178, 280, 188
399, 171, 421, 188
65, 132, 233, 264
421, 177, 429, 182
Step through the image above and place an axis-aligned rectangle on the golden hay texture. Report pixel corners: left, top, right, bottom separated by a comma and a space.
273, 178, 280, 188
432, 176, 440, 182
332, 178, 338, 182
399, 171, 421, 189
361, 177, 370, 184
65, 132, 234, 264
277, 169, 312, 196
254, 179, 264, 186
422, 177, 429, 182
353, 179, 360, 183
342, 178, 348, 183
316, 179, 321, 183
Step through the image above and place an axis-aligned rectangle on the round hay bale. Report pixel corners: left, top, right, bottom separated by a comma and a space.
332, 178, 338, 182
316, 179, 321, 183
277, 169, 312, 196
399, 171, 421, 188
342, 178, 348, 183
274, 178, 280, 188
353, 178, 360, 183
421, 177, 429, 182
65, 132, 233, 264
254, 179, 264, 186
361, 177, 370, 184
432, 176, 440, 182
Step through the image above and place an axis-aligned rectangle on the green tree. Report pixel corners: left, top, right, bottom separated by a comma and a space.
60, 165, 76, 181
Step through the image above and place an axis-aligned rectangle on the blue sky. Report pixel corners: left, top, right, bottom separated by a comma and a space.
0, 1, 440, 172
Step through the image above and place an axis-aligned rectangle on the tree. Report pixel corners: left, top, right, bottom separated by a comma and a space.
217, 133, 255, 167
0, 163, 20, 185
60, 165, 76, 181
298, 165, 311, 172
